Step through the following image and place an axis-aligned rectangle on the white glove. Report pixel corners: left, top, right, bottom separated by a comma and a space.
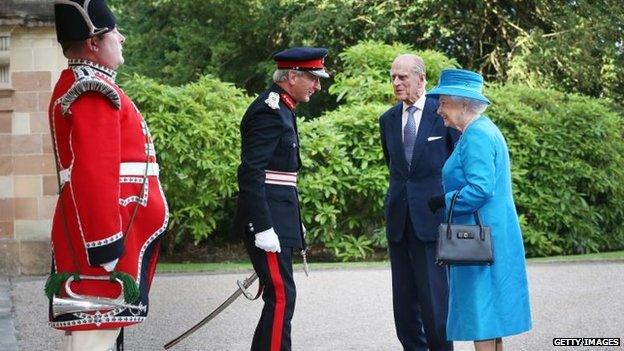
302, 223, 307, 237
101, 258, 119, 272
255, 228, 281, 253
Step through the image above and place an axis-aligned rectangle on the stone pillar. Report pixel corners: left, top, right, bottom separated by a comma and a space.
0, 26, 66, 275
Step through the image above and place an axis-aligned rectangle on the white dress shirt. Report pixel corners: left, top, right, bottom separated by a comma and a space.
401, 91, 426, 142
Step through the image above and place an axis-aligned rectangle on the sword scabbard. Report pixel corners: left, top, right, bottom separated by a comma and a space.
301, 249, 310, 277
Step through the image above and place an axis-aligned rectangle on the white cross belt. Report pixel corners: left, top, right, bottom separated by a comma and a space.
59, 162, 160, 186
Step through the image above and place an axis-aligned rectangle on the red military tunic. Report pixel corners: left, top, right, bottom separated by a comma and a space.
47, 59, 168, 330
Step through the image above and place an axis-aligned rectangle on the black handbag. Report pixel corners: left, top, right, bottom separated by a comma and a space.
436, 192, 494, 265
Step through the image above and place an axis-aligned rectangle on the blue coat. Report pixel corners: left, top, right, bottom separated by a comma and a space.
442, 116, 532, 340
379, 98, 458, 242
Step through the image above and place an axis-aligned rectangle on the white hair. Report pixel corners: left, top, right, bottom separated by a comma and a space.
448, 95, 488, 114
272, 69, 303, 83
390, 54, 426, 76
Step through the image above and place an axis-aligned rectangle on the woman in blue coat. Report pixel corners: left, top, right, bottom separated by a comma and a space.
426, 69, 532, 351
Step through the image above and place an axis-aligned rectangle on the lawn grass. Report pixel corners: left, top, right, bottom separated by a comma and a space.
156, 260, 390, 274
157, 250, 624, 274
157, 261, 252, 273
527, 250, 624, 263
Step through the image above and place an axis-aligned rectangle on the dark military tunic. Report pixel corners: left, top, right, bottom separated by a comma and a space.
233, 83, 306, 351
234, 84, 305, 249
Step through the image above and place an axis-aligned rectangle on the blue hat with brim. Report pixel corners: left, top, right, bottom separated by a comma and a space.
426, 68, 490, 104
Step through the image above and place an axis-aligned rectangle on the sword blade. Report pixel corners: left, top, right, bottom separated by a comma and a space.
163, 273, 258, 350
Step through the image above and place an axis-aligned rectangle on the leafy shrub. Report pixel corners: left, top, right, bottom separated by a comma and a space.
326, 234, 374, 262
327, 41, 624, 257
487, 84, 624, 256
121, 74, 250, 247
298, 103, 388, 260
120, 41, 624, 260
311, 41, 458, 260
329, 41, 459, 105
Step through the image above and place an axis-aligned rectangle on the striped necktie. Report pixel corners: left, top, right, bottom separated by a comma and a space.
404, 105, 417, 167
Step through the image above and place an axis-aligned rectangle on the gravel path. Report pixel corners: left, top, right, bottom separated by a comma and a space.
10, 262, 624, 350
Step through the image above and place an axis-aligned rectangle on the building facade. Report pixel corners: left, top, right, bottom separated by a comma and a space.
0, 1, 64, 275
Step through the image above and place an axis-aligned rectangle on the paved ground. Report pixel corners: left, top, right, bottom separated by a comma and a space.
7, 261, 624, 350
1, 277, 18, 351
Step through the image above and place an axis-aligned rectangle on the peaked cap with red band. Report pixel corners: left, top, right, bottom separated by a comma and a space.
273, 47, 330, 78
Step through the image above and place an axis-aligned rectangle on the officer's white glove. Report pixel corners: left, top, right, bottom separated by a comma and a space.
101, 258, 119, 272
255, 228, 281, 253
302, 223, 307, 237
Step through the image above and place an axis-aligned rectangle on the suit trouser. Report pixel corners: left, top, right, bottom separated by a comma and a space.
245, 240, 296, 351
388, 216, 452, 351
62, 328, 120, 351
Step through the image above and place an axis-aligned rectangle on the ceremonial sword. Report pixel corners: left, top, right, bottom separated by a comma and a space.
163, 273, 261, 350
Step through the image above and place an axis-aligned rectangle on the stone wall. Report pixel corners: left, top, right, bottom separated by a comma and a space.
0, 26, 66, 275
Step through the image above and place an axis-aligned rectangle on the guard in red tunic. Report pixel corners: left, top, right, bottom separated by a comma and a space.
47, 1, 168, 350
233, 47, 329, 351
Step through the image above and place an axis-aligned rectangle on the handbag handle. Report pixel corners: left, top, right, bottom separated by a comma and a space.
445, 191, 486, 240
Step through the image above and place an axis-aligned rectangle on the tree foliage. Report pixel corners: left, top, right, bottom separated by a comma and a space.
111, 0, 624, 106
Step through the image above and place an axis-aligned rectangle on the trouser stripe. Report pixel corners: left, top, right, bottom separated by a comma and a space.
266, 252, 285, 351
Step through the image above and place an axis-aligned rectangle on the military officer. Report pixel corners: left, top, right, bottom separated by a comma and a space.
233, 47, 329, 351
47, 1, 168, 350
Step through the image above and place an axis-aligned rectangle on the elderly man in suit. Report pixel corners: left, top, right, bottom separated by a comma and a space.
378, 54, 458, 351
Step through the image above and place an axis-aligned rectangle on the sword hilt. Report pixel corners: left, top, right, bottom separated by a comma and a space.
237, 273, 262, 300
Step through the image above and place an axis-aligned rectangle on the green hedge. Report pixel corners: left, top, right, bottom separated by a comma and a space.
122, 41, 624, 259
329, 41, 459, 105
122, 75, 249, 246
298, 104, 389, 260
487, 85, 624, 256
